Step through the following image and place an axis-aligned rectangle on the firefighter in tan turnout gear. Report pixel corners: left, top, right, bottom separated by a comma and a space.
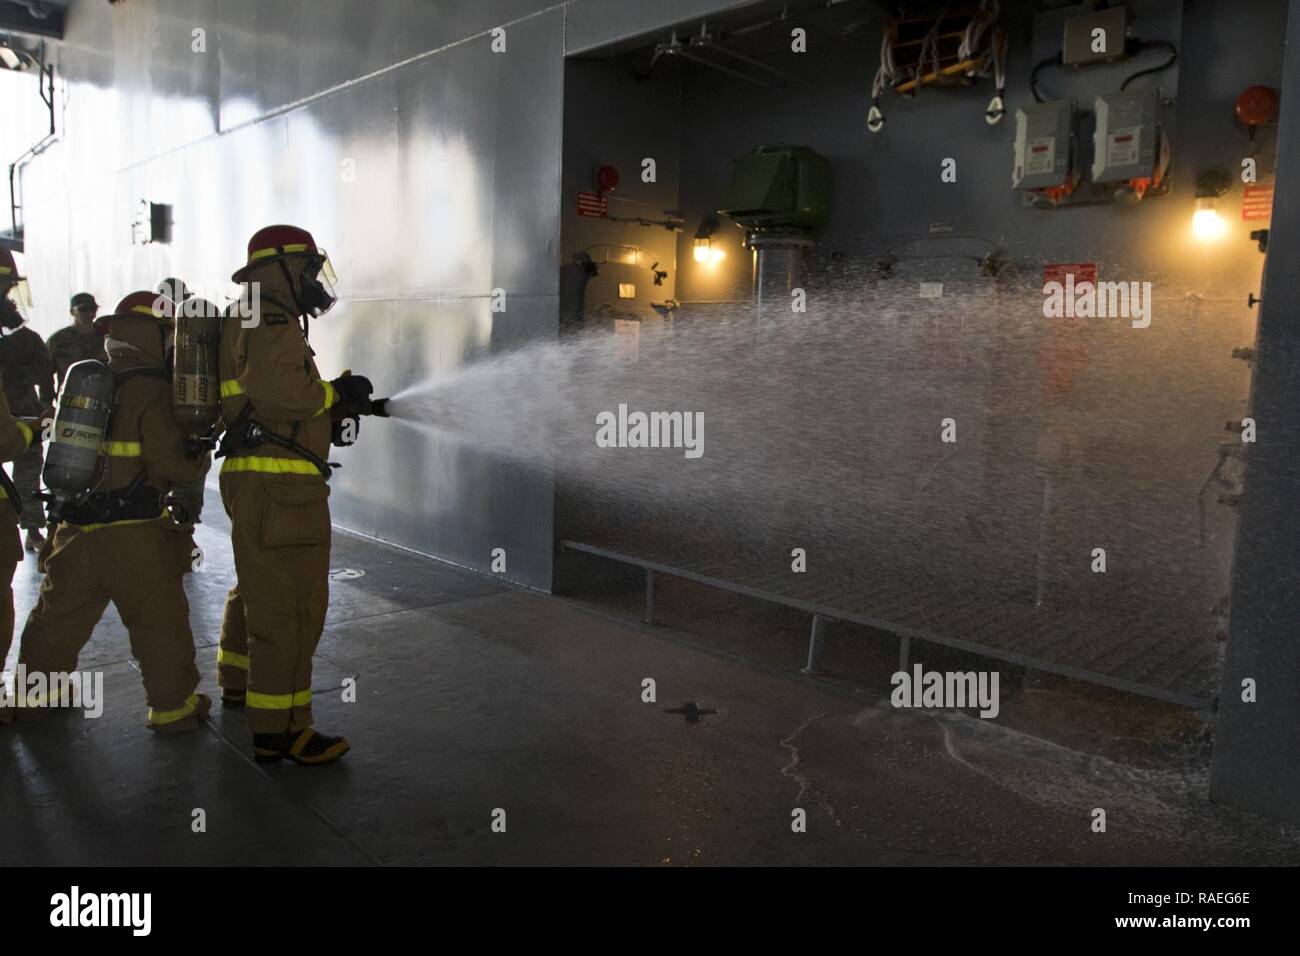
5, 292, 211, 729
0, 381, 38, 670
0, 249, 54, 553
0, 249, 46, 669
217, 224, 375, 765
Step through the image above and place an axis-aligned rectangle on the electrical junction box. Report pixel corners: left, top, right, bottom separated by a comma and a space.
1013, 101, 1074, 191
719, 145, 831, 236
1062, 5, 1129, 67
1092, 88, 1160, 184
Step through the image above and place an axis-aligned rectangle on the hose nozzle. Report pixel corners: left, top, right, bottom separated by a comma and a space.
368, 397, 390, 418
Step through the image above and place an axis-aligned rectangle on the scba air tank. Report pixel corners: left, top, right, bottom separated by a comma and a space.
43, 358, 115, 500
172, 298, 222, 435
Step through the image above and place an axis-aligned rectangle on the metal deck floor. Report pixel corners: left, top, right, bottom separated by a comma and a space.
6, 488, 1290, 866
560, 533, 1223, 708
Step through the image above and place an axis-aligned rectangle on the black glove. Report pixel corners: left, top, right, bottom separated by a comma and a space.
183, 438, 213, 460
330, 373, 374, 418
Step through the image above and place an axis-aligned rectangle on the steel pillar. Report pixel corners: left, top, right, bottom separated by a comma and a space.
1209, 0, 1300, 824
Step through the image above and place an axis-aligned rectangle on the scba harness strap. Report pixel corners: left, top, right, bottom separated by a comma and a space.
216, 402, 337, 480
0, 464, 23, 515
65, 484, 166, 528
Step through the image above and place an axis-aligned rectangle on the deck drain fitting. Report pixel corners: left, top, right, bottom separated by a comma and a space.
662, 701, 728, 725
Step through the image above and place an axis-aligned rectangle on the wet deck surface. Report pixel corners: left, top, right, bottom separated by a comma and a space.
1, 488, 1290, 866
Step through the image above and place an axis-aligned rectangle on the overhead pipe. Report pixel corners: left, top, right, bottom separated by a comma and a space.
672, 44, 779, 88
655, 29, 781, 89
688, 25, 803, 87
8, 41, 55, 240
0, 0, 64, 39
637, 0, 886, 83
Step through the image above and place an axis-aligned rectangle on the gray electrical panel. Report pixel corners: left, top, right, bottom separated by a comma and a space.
1092, 88, 1159, 183
1063, 5, 1129, 66
1013, 100, 1074, 191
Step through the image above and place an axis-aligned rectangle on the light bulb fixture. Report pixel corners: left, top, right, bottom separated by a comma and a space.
1192, 169, 1231, 243
1192, 198, 1226, 241
694, 216, 719, 264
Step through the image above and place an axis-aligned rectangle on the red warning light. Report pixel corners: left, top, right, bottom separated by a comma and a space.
596, 164, 620, 193
1235, 86, 1279, 129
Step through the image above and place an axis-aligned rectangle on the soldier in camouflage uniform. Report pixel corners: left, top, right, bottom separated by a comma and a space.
0, 275, 54, 552
47, 292, 108, 391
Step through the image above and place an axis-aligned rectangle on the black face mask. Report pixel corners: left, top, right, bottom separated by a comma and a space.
297, 259, 336, 317
280, 257, 335, 318
0, 295, 21, 330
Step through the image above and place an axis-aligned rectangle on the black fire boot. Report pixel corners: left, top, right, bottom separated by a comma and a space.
147, 693, 212, 735
253, 728, 350, 765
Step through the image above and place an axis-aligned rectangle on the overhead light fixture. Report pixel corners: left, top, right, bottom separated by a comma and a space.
0, 47, 24, 71
1192, 169, 1231, 243
1192, 197, 1226, 242
693, 216, 718, 264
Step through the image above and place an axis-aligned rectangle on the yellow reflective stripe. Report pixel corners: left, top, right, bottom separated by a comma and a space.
101, 440, 142, 457
220, 456, 320, 476
0, 265, 10, 275
129, 304, 159, 318
147, 694, 202, 725
245, 689, 312, 711
0, 487, 6, 500
220, 379, 244, 398
246, 691, 292, 710
63, 394, 109, 412
249, 243, 309, 262
15, 420, 32, 448
217, 647, 250, 670
73, 510, 168, 533
315, 380, 336, 417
